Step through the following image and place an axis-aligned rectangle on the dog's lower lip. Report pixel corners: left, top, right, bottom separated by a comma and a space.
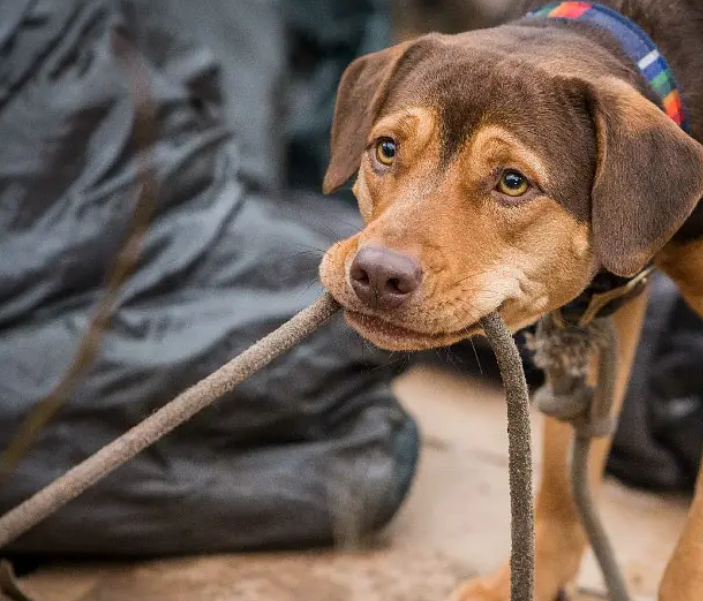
346, 310, 476, 341
347, 311, 426, 338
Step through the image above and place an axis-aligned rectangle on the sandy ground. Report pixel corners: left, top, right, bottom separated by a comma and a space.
16, 364, 690, 601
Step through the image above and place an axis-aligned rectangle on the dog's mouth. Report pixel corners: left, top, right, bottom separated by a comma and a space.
345, 309, 480, 350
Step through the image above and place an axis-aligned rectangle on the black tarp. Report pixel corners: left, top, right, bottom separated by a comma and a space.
0, 0, 419, 556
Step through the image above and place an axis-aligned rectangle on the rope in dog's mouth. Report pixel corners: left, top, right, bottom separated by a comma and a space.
479, 314, 534, 601
0, 294, 537, 600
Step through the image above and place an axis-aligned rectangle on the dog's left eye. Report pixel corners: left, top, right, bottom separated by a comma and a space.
375, 138, 397, 166
497, 170, 530, 197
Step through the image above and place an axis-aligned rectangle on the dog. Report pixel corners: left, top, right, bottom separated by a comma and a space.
319, 1, 703, 599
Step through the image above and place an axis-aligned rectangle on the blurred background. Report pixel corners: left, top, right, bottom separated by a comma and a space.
0, 0, 701, 585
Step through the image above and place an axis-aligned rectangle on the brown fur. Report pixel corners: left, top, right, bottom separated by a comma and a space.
320, 2, 703, 599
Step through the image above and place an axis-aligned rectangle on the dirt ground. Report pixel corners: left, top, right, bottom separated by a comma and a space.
17, 365, 689, 601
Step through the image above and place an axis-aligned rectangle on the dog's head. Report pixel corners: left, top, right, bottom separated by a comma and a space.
320, 26, 703, 350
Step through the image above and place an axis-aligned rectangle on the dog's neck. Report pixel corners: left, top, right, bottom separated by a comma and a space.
528, 2, 689, 131
519, 0, 703, 140
509, 2, 702, 324
518, 0, 703, 244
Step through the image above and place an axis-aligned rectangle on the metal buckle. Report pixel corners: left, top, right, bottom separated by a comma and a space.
552, 264, 656, 329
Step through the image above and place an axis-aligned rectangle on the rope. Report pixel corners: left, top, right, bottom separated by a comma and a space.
530, 315, 631, 601
0, 302, 536, 601
0, 294, 340, 549
570, 319, 630, 601
480, 314, 534, 601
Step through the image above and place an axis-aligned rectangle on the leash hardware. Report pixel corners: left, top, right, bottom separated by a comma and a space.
552, 264, 655, 329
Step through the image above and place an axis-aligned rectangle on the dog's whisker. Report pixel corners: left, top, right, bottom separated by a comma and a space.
289, 242, 329, 254
282, 250, 326, 261
442, 346, 463, 371
323, 217, 365, 236
291, 219, 345, 244
278, 270, 320, 285
369, 353, 410, 373
467, 337, 484, 375
300, 213, 365, 241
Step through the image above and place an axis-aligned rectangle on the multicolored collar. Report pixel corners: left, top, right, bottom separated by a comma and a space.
528, 2, 690, 132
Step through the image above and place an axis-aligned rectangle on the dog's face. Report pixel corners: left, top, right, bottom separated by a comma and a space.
320, 27, 703, 351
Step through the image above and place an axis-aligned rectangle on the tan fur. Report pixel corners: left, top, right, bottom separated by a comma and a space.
320, 118, 596, 351
321, 19, 703, 600
653, 239, 703, 601
658, 238, 703, 313
659, 469, 703, 601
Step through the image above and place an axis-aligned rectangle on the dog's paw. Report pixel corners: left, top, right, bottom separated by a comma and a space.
447, 577, 568, 601
445, 577, 510, 601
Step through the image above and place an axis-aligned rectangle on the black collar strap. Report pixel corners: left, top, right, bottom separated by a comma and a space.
552, 265, 656, 328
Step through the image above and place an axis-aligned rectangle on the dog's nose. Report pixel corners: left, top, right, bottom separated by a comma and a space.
349, 246, 422, 309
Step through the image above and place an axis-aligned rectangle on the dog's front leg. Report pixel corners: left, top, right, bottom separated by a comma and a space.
656, 241, 703, 601
658, 472, 703, 601
449, 291, 648, 601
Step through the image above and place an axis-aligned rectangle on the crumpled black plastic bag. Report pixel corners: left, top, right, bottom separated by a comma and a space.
0, 0, 418, 556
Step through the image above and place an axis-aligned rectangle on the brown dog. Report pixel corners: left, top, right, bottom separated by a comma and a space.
319, 1, 703, 599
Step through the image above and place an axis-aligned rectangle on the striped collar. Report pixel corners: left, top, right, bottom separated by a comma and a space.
528, 2, 690, 132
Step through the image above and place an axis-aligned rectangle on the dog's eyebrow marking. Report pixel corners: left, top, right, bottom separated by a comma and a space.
467, 124, 551, 187
370, 107, 436, 144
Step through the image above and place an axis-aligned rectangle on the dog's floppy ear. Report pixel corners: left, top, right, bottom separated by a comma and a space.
323, 42, 411, 194
587, 78, 703, 276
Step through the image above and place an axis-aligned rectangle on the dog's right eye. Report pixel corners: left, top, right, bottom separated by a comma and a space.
375, 138, 397, 166
497, 169, 530, 197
